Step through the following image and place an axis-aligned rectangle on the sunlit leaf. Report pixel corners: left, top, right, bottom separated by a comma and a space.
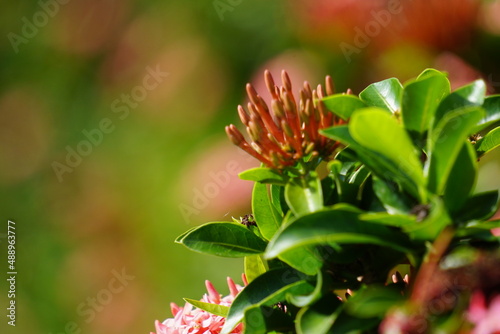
349, 108, 426, 200
402, 71, 450, 135
265, 205, 414, 260
239, 167, 288, 185
476, 126, 500, 157
183, 298, 229, 317
322, 94, 367, 120
426, 106, 485, 194
176, 222, 267, 257
285, 172, 323, 217
253, 182, 281, 241
359, 78, 403, 113
434, 79, 486, 126
476, 95, 500, 131
245, 255, 267, 283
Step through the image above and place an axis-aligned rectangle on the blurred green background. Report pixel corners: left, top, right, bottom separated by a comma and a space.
1, 0, 500, 333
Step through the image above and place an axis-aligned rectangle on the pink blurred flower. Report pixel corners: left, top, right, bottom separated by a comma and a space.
150, 276, 246, 334
467, 291, 500, 334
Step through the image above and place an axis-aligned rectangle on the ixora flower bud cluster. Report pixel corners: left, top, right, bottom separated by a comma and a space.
151, 277, 245, 334
225, 70, 344, 169
159, 68, 500, 334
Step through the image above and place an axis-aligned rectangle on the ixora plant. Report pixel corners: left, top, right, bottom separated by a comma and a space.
152, 69, 500, 334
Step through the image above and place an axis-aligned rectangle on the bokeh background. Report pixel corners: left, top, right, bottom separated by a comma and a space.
1, 0, 500, 333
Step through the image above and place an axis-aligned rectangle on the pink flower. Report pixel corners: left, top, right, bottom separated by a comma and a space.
467, 291, 500, 334
150, 276, 247, 334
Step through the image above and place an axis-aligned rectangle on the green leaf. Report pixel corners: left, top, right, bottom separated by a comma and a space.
284, 172, 323, 217
239, 167, 288, 185
402, 72, 450, 135
322, 94, 367, 120
434, 79, 486, 126
443, 143, 478, 213
349, 108, 425, 200
328, 312, 379, 334
245, 255, 267, 283
296, 293, 342, 334
476, 95, 500, 131
476, 126, 500, 157
243, 305, 267, 334
359, 78, 403, 113
183, 298, 229, 317
270, 184, 284, 216
288, 271, 324, 307
417, 68, 447, 80
345, 285, 404, 318
243, 305, 294, 334
252, 182, 281, 241
265, 205, 413, 260
360, 212, 416, 228
277, 247, 323, 276
372, 177, 412, 214
176, 222, 267, 257
464, 220, 500, 231
221, 268, 313, 334
322, 125, 423, 200
426, 106, 485, 194
454, 191, 499, 222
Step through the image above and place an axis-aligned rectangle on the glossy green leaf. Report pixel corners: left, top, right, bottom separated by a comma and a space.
176, 222, 267, 257
360, 212, 416, 228
221, 268, 313, 334
345, 285, 404, 318
265, 205, 413, 259
426, 106, 485, 194
402, 72, 450, 135
372, 177, 412, 214
270, 184, 284, 216
476, 95, 500, 131
183, 298, 229, 317
443, 143, 478, 213
464, 220, 500, 231
476, 126, 500, 157
288, 271, 324, 307
322, 94, 367, 120
434, 79, 486, 126
417, 68, 447, 80
454, 191, 499, 222
322, 125, 423, 200
243, 305, 267, 334
328, 311, 379, 334
239, 167, 288, 185
284, 172, 323, 217
296, 293, 342, 334
278, 247, 323, 276
244, 255, 267, 283
252, 182, 281, 241
359, 77, 403, 113
350, 108, 425, 200
243, 305, 294, 334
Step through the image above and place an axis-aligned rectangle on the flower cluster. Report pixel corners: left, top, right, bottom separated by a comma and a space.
467, 291, 500, 334
225, 70, 343, 170
151, 277, 246, 334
